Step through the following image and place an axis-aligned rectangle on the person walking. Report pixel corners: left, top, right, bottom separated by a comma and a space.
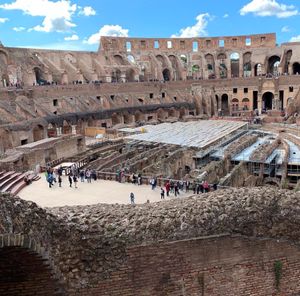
130, 192, 135, 204
68, 174, 73, 187
165, 181, 170, 197
58, 175, 62, 187
160, 187, 165, 199
73, 175, 78, 189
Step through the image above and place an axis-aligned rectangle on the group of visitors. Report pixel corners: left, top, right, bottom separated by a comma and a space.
45, 165, 97, 189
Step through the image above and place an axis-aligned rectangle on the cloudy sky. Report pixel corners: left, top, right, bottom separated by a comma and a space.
0, 0, 299, 51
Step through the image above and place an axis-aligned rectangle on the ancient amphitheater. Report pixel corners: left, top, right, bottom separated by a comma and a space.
1, 33, 300, 295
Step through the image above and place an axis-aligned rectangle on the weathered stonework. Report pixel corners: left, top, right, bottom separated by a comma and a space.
2, 187, 300, 295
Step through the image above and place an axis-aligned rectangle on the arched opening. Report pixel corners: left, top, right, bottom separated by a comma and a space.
126, 68, 135, 82
179, 108, 186, 119
62, 120, 72, 134
113, 55, 125, 65
162, 69, 170, 81
293, 62, 300, 75
221, 94, 229, 115
33, 67, 45, 85
231, 98, 239, 112
192, 64, 200, 79
243, 52, 252, 77
157, 109, 166, 121
0, 246, 63, 296
111, 69, 121, 83
47, 123, 57, 137
134, 111, 144, 123
262, 92, 274, 111
111, 113, 122, 125
168, 108, 176, 118
33, 125, 44, 142
205, 54, 215, 79
180, 54, 187, 65
242, 98, 250, 110
169, 55, 180, 80
127, 55, 135, 64
254, 63, 262, 76
123, 113, 133, 124
267, 56, 280, 75
230, 52, 240, 78
217, 53, 227, 79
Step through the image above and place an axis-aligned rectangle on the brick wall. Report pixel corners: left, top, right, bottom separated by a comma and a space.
67, 236, 300, 296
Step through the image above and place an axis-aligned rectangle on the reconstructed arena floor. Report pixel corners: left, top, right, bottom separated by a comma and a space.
19, 175, 189, 207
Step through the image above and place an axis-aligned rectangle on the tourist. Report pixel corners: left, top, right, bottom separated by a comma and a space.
73, 175, 78, 188
160, 187, 165, 199
174, 183, 180, 197
68, 174, 73, 187
47, 173, 53, 188
165, 181, 170, 197
170, 180, 174, 193
85, 169, 92, 183
185, 180, 190, 192
130, 192, 135, 204
137, 173, 142, 185
203, 180, 209, 193
58, 175, 62, 187
79, 170, 85, 182
213, 183, 218, 191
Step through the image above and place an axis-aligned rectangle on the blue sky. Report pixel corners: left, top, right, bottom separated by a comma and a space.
0, 0, 299, 51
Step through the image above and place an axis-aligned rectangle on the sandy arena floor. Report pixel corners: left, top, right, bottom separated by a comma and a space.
18, 175, 190, 207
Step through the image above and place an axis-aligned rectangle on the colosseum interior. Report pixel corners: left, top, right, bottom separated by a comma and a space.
1, 32, 300, 295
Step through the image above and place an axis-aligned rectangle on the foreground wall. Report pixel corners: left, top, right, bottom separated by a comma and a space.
1, 188, 300, 295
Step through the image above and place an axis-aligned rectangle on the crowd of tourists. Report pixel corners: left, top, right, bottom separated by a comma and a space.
45, 165, 97, 188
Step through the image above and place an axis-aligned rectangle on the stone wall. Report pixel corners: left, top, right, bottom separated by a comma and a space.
2, 188, 300, 294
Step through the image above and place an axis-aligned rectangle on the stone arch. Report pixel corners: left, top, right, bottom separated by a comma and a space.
47, 123, 57, 137
156, 55, 165, 66
111, 113, 122, 125
262, 92, 274, 111
192, 64, 201, 79
162, 68, 171, 81
113, 55, 125, 65
267, 55, 280, 75
217, 53, 227, 79
127, 55, 135, 64
264, 177, 281, 187
123, 113, 133, 124
221, 94, 229, 115
168, 108, 177, 118
33, 124, 45, 142
180, 54, 187, 65
232, 98, 239, 111
157, 108, 166, 121
168, 55, 181, 80
134, 110, 144, 123
242, 98, 250, 110
254, 63, 262, 76
293, 62, 300, 75
230, 52, 240, 78
243, 52, 252, 77
87, 117, 95, 127
111, 69, 121, 83
179, 108, 186, 119
76, 118, 84, 134
205, 54, 215, 78
62, 120, 72, 134
0, 233, 65, 295
126, 68, 136, 82
33, 67, 45, 85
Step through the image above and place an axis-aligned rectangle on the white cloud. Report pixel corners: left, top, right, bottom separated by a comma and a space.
0, 17, 9, 23
171, 13, 211, 38
223, 13, 229, 18
290, 35, 300, 42
84, 25, 129, 45
13, 26, 25, 31
64, 34, 79, 41
281, 25, 290, 32
0, 0, 77, 32
240, 0, 298, 18
79, 6, 96, 16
